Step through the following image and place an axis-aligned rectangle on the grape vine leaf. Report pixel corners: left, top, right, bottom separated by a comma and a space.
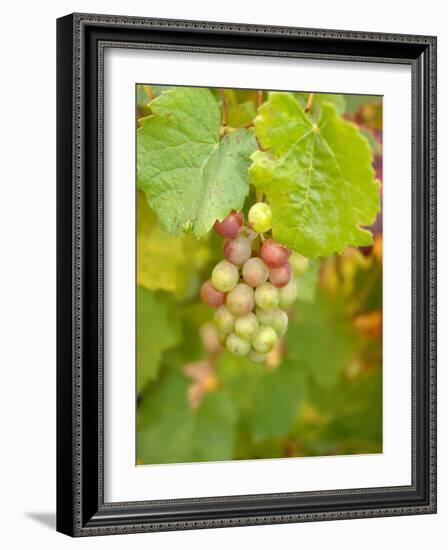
250, 92, 380, 258
296, 260, 320, 303
137, 287, 182, 393
304, 368, 382, 453
214, 354, 263, 428
215, 353, 306, 442
137, 372, 237, 464
286, 287, 363, 386
137, 87, 257, 237
137, 191, 211, 294
248, 361, 306, 441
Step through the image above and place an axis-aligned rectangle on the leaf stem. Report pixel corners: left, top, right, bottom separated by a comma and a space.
304, 93, 314, 113
143, 85, 155, 101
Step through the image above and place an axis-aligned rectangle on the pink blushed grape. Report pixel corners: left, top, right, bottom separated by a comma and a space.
242, 257, 269, 288
260, 239, 291, 269
224, 235, 252, 266
214, 210, 243, 239
200, 280, 225, 308
269, 262, 292, 288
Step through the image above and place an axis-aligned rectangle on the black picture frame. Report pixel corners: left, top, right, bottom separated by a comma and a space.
57, 13, 437, 537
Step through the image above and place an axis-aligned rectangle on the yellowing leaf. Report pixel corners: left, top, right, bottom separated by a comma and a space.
137, 192, 210, 294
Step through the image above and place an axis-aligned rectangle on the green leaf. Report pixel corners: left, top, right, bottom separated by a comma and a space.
215, 354, 263, 427
137, 87, 257, 237
250, 92, 380, 258
137, 287, 182, 393
249, 362, 306, 441
137, 191, 211, 294
286, 287, 362, 385
215, 353, 306, 442
305, 368, 382, 453
296, 260, 320, 302
192, 390, 238, 460
151, 85, 174, 97
163, 302, 214, 366
137, 372, 237, 464
137, 373, 191, 463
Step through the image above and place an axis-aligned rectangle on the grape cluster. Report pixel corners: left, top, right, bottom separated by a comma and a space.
200, 204, 303, 363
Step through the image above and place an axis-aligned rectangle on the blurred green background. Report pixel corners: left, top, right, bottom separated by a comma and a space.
136, 86, 383, 465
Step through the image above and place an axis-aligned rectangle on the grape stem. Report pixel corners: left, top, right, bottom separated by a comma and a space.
219, 89, 228, 126
143, 85, 155, 100
257, 90, 264, 107
304, 93, 314, 113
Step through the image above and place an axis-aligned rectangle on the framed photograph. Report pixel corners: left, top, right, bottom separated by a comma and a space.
56, 13, 437, 536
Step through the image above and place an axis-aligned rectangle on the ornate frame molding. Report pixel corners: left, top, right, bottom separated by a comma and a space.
56, 13, 437, 537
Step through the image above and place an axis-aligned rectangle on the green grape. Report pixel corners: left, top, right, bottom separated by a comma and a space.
279, 278, 299, 308
235, 312, 259, 340
248, 349, 267, 363
211, 260, 239, 292
242, 257, 269, 287
289, 251, 309, 275
226, 283, 255, 317
214, 305, 235, 334
272, 309, 288, 336
252, 325, 278, 354
248, 202, 272, 233
255, 282, 279, 311
255, 307, 277, 326
226, 332, 251, 356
